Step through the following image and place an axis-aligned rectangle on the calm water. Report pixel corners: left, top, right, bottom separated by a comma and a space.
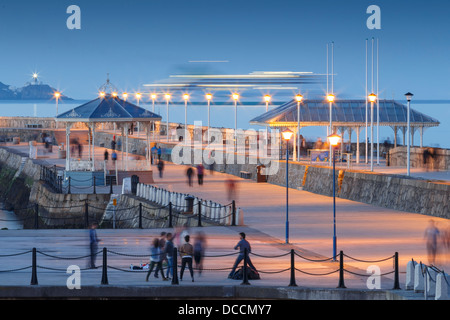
0, 99, 448, 149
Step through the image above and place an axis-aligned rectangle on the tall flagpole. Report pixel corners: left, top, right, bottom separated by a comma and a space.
376, 38, 380, 165
365, 39, 368, 165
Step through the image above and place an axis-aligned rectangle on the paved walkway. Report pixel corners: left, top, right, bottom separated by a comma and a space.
0, 141, 449, 297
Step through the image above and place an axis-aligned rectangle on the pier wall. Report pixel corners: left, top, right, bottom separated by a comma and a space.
146, 141, 450, 219
389, 146, 450, 171
0, 147, 110, 228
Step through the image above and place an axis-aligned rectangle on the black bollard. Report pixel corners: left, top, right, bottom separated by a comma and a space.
337, 251, 346, 289
84, 202, 89, 228
30, 248, 38, 285
139, 203, 143, 229
197, 201, 202, 227
171, 247, 179, 285
168, 202, 173, 228
231, 200, 236, 226
93, 176, 96, 194
241, 248, 250, 285
101, 248, 108, 285
289, 249, 297, 287
393, 252, 401, 290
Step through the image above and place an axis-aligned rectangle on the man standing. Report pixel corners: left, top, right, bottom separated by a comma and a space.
89, 222, 100, 269
228, 232, 256, 279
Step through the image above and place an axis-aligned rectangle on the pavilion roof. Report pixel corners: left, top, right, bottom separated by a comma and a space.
250, 99, 440, 128
56, 94, 162, 122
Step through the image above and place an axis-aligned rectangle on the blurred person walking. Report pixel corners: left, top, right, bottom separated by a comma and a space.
193, 231, 207, 276
146, 238, 168, 281
424, 220, 441, 265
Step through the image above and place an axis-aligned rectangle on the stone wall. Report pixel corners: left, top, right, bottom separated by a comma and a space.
389, 146, 450, 170
0, 146, 110, 228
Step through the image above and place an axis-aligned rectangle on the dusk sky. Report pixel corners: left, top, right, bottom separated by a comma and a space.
0, 0, 449, 101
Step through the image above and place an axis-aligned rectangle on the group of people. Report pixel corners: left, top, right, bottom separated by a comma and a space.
186, 164, 205, 187
145, 229, 207, 282
88, 223, 257, 281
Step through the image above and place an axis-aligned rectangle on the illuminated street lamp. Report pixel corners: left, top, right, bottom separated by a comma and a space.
263, 95, 272, 144
206, 93, 213, 142
135, 93, 142, 105
232, 93, 240, 149
282, 128, 294, 244
405, 92, 413, 176
165, 93, 171, 141
327, 133, 341, 261
183, 93, 190, 139
295, 94, 303, 161
368, 93, 377, 172
151, 93, 157, 113
122, 92, 128, 100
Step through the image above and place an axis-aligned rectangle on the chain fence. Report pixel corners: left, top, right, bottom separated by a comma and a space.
0, 246, 402, 289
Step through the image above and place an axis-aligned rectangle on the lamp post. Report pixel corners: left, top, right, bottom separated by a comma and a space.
405, 92, 413, 176
165, 93, 171, 141
122, 92, 128, 101
295, 94, 303, 161
368, 93, 377, 172
183, 93, 190, 141
264, 95, 271, 144
54, 92, 61, 129
151, 93, 157, 113
327, 133, 341, 261
282, 128, 294, 244
150, 93, 157, 141
232, 93, 239, 150
136, 93, 142, 134
205, 93, 213, 143
135, 93, 142, 106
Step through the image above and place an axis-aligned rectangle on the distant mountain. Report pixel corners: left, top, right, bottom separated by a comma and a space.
0, 81, 72, 100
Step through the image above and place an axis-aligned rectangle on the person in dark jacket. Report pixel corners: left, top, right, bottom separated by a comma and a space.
228, 232, 256, 278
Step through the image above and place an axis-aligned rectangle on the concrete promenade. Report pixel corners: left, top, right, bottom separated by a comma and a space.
0, 141, 449, 300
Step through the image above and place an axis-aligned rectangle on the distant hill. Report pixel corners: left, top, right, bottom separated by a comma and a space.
0, 81, 72, 100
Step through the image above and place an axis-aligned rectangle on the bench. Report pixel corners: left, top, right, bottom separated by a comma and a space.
240, 171, 251, 179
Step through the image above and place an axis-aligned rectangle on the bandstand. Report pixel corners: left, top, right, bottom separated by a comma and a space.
55, 80, 162, 189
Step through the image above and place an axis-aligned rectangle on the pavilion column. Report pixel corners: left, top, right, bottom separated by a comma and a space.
419, 127, 424, 148
125, 123, 129, 172
393, 126, 398, 148
403, 127, 406, 146
91, 123, 96, 172
65, 123, 73, 171
356, 126, 360, 164
120, 126, 125, 171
